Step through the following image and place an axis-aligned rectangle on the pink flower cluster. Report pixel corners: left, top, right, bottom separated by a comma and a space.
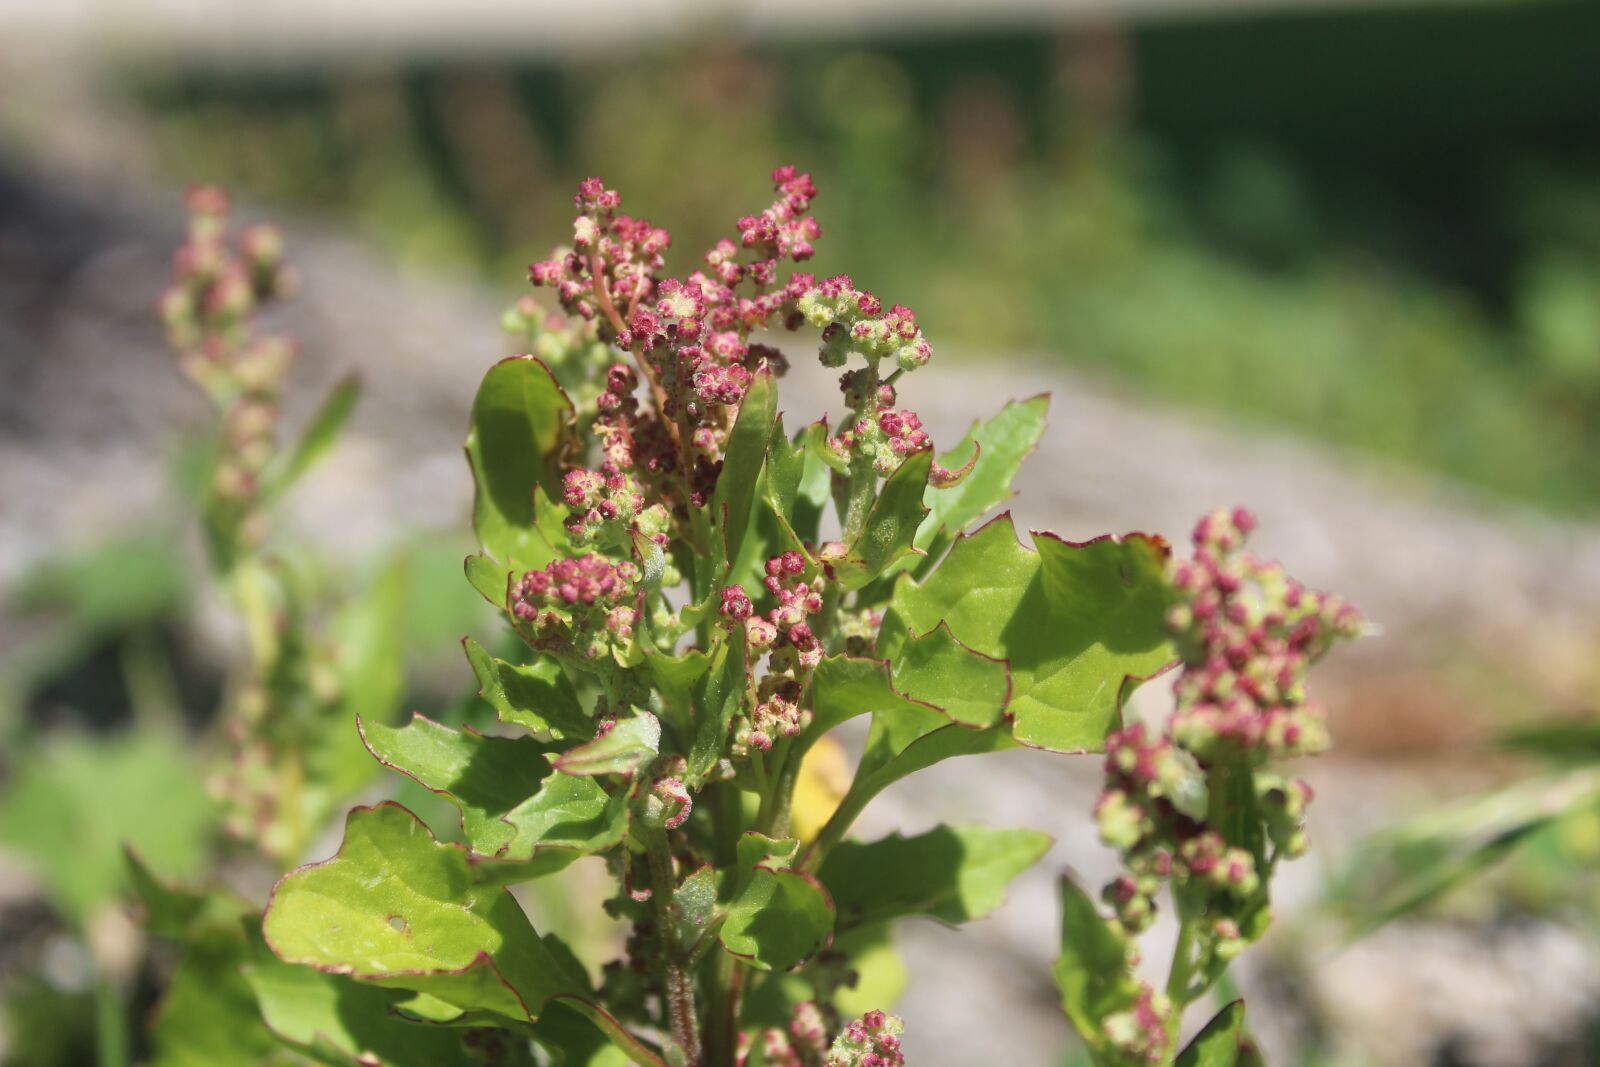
1099, 987, 1171, 1067
160, 186, 298, 528
824, 1010, 906, 1067
1084, 509, 1362, 1062
561, 463, 671, 554
1166, 507, 1363, 761
511, 554, 640, 664
720, 550, 828, 752
528, 170, 824, 509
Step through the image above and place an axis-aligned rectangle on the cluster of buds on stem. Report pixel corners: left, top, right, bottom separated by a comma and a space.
528, 169, 827, 515
743, 1006, 905, 1067
1086, 509, 1362, 1064
511, 554, 640, 670
160, 186, 297, 547
720, 550, 828, 754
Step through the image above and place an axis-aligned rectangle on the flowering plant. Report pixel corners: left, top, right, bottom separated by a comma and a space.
137, 169, 1359, 1067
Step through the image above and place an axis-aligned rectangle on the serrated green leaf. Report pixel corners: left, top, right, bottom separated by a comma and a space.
553, 710, 660, 778
492, 775, 629, 878
719, 835, 833, 971
464, 637, 589, 739
1054, 874, 1138, 1049
1176, 1001, 1247, 1067
267, 372, 360, 497
359, 713, 556, 855
689, 637, 748, 786
835, 451, 931, 591
714, 366, 778, 570
917, 395, 1048, 549
263, 802, 590, 1024
819, 824, 1050, 930
807, 656, 932, 740
881, 515, 1173, 753
887, 624, 1011, 729
466, 356, 574, 570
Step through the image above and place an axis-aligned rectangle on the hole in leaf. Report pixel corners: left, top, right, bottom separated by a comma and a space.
387, 914, 408, 934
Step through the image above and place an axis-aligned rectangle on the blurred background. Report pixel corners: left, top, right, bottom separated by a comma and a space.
2, 1, 1599, 1065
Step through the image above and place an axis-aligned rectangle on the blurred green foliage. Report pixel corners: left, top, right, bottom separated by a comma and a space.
114, 4, 1600, 514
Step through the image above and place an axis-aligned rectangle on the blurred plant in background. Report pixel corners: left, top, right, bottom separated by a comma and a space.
0, 189, 422, 1066
114, 32, 1600, 514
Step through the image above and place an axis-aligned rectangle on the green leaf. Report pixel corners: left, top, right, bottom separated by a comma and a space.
1333, 768, 1600, 935
245, 933, 486, 1067
713, 365, 778, 570
125, 850, 251, 940
1053, 874, 1138, 1049
465, 553, 512, 608
531, 1003, 634, 1067
0, 732, 213, 921
881, 514, 1173, 753
1176, 1001, 1247, 1067
688, 637, 748, 787
306, 553, 412, 805
887, 624, 1012, 729
819, 824, 1050, 930
466, 355, 574, 570
149, 927, 280, 1067
673, 865, 718, 952
762, 418, 831, 556
552, 710, 660, 777
643, 645, 711, 734
492, 774, 629, 878
263, 802, 590, 1023
719, 834, 834, 971
464, 637, 589, 739
268, 373, 361, 496
359, 713, 556, 855
835, 451, 932, 591
917, 395, 1048, 550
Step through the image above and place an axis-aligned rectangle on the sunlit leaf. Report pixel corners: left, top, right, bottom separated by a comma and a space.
819, 824, 1049, 930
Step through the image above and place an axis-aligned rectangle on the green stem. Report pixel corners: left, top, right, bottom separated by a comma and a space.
94, 971, 127, 1067
1164, 907, 1199, 1056
645, 829, 701, 1067
800, 782, 870, 871
754, 738, 798, 838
